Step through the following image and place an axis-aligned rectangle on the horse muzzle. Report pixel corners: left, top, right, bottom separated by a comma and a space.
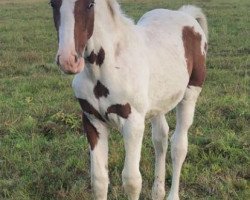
56, 53, 85, 74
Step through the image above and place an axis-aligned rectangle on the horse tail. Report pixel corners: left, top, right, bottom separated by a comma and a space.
179, 5, 208, 40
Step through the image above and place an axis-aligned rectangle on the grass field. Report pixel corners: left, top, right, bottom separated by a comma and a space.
0, 0, 249, 199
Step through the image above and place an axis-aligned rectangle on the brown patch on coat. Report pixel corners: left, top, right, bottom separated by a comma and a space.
86, 51, 97, 64
82, 113, 99, 150
78, 99, 105, 122
85, 47, 105, 66
182, 26, 206, 87
96, 47, 105, 66
106, 103, 131, 119
74, 0, 95, 55
94, 81, 110, 99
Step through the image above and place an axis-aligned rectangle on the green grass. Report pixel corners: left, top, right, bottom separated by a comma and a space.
0, 0, 249, 199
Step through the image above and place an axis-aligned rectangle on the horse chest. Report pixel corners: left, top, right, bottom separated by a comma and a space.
73, 72, 145, 128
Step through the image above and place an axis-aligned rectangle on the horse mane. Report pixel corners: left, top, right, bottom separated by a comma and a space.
106, 0, 134, 26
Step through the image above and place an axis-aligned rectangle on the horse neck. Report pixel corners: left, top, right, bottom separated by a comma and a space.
85, 0, 135, 64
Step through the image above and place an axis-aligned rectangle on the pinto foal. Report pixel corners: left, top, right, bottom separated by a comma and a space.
50, 0, 208, 199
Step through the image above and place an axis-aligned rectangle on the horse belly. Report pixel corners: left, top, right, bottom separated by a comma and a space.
143, 29, 189, 117
146, 41, 189, 117
147, 65, 188, 118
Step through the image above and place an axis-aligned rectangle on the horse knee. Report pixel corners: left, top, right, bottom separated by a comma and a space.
171, 132, 188, 161
122, 174, 142, 199
92, 176, 109, 200
152, 181, 165, 200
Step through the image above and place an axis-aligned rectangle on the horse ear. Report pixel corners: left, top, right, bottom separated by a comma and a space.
107, 0, 115, 17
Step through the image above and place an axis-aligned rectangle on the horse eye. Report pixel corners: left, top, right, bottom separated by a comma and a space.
88, 1, 95, 9
49, 0, 55, 8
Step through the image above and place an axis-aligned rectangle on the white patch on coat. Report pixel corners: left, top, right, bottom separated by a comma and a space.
57, 0, 77, 56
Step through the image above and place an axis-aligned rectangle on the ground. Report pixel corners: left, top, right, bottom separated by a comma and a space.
0, 0, 249, 199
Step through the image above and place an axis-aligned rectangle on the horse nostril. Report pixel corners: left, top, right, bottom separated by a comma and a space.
57, 55, 60, 66
74, 55, 78, 63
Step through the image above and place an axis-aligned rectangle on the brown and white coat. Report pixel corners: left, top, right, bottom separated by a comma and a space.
51, 0, 208, 199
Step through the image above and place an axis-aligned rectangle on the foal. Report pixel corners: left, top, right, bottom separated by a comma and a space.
50, 0, 208, 199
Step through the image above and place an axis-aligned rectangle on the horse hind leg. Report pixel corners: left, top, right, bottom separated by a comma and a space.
168, 86, 202, 200
151, 115, 169, 200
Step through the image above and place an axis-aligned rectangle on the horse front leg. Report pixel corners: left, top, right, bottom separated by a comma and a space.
83, 114, 109, 200
122, 113, 145, 200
